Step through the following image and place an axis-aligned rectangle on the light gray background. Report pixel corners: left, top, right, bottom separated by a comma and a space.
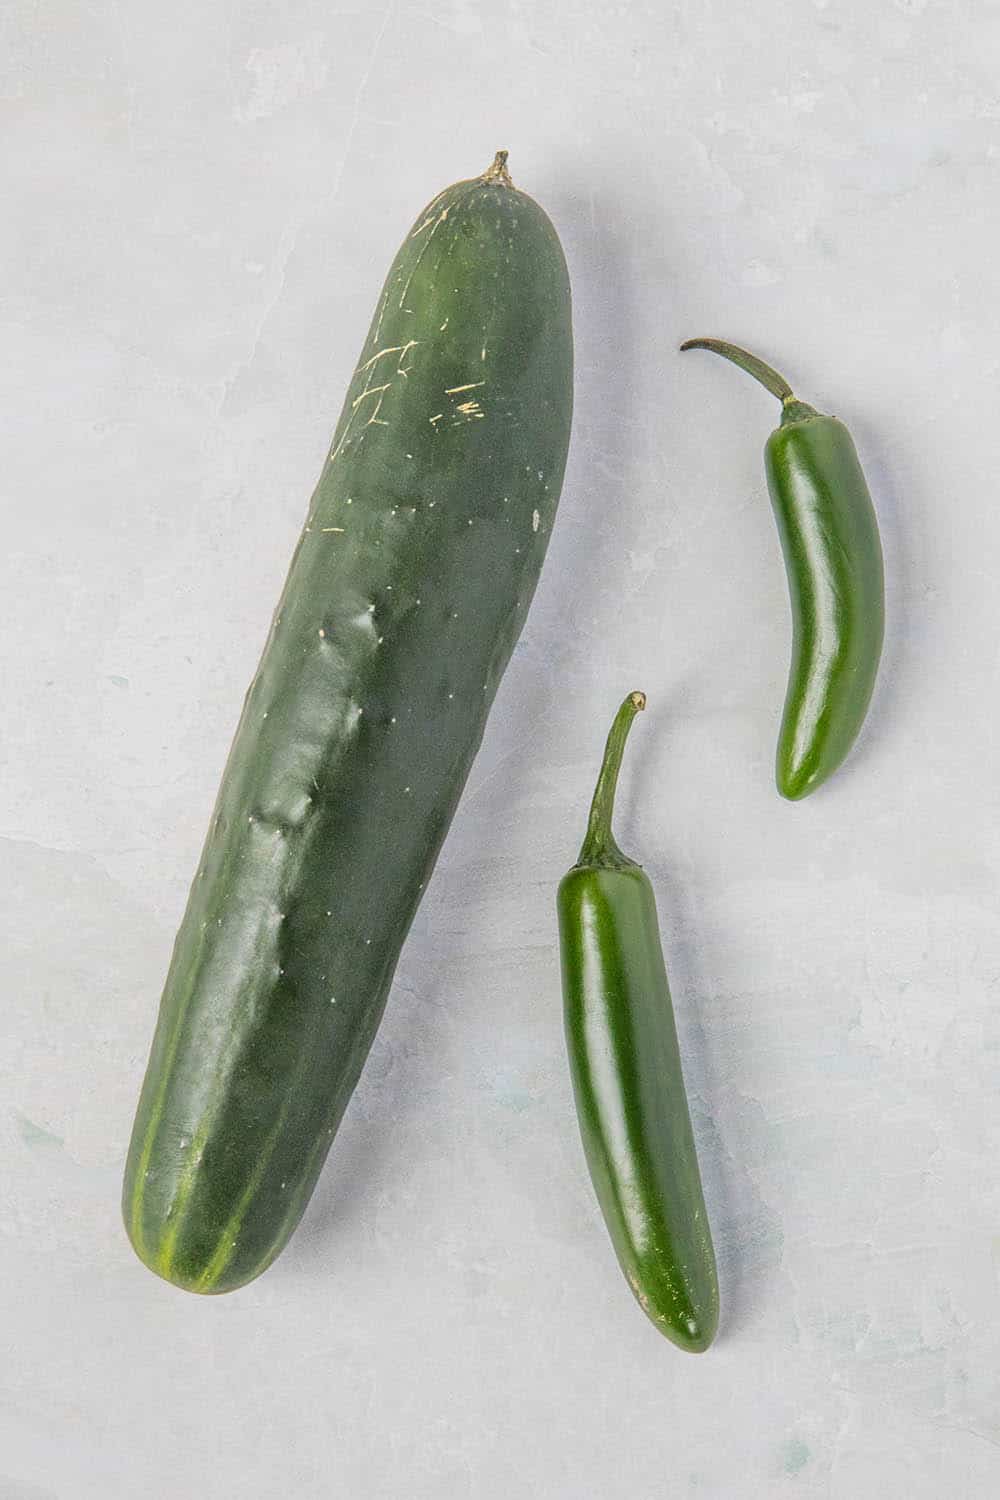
3, 1, 999, 1495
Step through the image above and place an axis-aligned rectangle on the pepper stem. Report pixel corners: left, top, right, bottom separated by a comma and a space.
679, 337, 796, 402
577, 692, 646, 869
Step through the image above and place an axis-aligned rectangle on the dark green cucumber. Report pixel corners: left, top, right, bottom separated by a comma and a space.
123, 152, 573, 1294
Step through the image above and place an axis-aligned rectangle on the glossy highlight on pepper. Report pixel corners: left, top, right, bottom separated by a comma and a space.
557, 693, 719, 1351
681, 337, 885, 800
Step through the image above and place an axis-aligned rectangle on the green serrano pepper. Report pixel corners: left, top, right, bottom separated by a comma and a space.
681, 338, 885, 800
557, 693, 719, 1352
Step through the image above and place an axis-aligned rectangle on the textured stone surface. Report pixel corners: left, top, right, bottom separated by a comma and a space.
3, 1, 999, 1494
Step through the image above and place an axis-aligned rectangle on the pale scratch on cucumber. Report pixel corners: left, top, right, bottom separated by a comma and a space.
397, 207, 449, 310
368, 284, 391, 347
355, 340, 419, 377
453, 399, 484, 421
352, 383, 391, 409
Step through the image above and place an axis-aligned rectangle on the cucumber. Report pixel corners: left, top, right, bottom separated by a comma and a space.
123, 152, 573, 1294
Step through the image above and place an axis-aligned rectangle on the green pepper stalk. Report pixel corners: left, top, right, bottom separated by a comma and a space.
557, 693, 719, 1351
681, 338, 885, 800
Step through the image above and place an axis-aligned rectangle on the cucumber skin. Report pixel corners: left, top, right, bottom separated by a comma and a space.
123, 168, 573, 1294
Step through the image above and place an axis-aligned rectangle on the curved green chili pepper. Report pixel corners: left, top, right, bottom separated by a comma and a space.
557, 692, 719, 1352
681, 338, 885, 800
